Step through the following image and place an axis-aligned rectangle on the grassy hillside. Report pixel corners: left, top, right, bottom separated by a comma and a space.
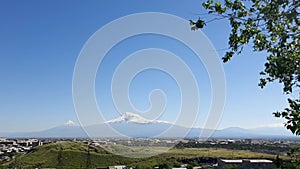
1, 141, 138, 169
0, 141, 282, 169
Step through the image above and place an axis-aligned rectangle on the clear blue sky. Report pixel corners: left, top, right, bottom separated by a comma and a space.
0, 0, 289, 132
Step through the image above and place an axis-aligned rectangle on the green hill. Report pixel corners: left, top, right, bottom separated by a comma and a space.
1, 141, 139, 169
0, 141, 280, 169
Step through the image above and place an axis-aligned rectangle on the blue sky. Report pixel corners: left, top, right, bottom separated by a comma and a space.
0, 0, 289, 132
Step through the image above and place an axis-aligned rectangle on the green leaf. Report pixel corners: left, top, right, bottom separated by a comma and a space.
195, 19, 206, 28
189, 20, 195, 25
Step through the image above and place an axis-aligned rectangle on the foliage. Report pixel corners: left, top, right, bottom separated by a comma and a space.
274, 155, 283, 168
286, 146, 300, 168
190, 0, 300, 135
158, 163, 170, 169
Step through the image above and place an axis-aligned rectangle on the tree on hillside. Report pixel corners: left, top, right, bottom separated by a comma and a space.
158, 163, 171, 169
190, 0, 300, 135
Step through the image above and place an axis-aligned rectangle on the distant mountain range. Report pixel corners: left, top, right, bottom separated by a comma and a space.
0, 112, 298, 140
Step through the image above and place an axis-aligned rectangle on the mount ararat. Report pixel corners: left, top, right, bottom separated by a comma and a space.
0, 112, 297, 139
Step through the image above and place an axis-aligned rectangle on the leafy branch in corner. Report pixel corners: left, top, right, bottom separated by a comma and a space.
190, 0, 300, 135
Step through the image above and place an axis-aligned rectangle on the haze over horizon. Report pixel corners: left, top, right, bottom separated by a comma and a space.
0, 111, 295, 139
0, 0, 289, 133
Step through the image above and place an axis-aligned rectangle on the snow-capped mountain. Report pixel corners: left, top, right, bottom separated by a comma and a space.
0, 113, 299, 139
106, 112, 171, 124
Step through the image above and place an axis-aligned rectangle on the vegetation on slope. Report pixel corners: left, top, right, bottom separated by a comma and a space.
0, 141, 286, 169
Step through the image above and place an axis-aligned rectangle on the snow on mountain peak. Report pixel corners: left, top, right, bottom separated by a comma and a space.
106, 112, 170, 124
64, 120, 76, 126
